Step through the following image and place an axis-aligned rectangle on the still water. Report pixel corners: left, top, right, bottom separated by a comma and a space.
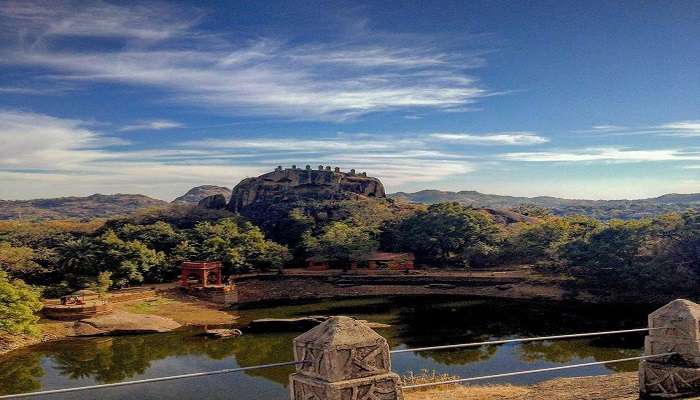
0, 296, 657, 399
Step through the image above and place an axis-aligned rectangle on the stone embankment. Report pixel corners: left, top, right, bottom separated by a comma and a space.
232, 268, 567, 304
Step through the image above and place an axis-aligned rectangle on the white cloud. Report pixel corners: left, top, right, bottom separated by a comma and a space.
0, 2, 491, 121
0, 0, 198, 41
0, 111, 477, 199
184, 137, 423, 152
502, 147, 700, 163
582, 120, 700, 137
0, 110, 113, 170
120, 119, 183, 132
429, 132, 548, 145
657, 120, 700, 136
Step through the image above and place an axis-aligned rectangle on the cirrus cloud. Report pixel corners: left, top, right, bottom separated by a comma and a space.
0, 1, 492, 121
429, 132, 549, 145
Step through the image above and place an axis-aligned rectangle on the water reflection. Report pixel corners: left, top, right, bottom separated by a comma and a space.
0, 351, 44, 395
0, 296, 658, 398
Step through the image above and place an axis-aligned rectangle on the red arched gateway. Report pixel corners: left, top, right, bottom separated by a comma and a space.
179, 261, 223, 288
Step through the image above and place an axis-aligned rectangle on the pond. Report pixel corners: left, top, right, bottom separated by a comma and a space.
0, 296, 658, 399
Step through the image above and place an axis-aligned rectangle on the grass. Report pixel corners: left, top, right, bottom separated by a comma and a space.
402, 370, 529, 400
121, 298, 173, 314
113, 292, 239, 325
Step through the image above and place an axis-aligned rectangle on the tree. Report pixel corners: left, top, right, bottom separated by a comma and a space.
503, 218, 569, 264
94, 271, 113, 299
510, 204, 552, 218
0, 242, 42, 279
562, 219, 651, 287
116, 222, 185, 253
303, 222, 378, 267
0, 271, 43, 335
57, 237, 101, 288
387, 202, 499, 267
97, 231, 166, 287
191, 219, 290, 273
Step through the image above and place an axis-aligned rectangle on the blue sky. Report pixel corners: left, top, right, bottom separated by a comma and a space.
0, 0, 698, 200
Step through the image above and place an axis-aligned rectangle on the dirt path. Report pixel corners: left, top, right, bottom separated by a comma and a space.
405, 372, 700, 400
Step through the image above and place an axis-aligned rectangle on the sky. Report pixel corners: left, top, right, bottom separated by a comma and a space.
0, 0, 699, 201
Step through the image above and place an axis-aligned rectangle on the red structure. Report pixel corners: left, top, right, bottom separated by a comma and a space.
363, 252, 415, 270
179, 261, 223, 288
306, 252, 415, 271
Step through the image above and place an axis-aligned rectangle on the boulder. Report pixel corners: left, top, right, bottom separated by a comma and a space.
70, 311, 181, 336
197, 194, 228, 210
202, 328, 242, 338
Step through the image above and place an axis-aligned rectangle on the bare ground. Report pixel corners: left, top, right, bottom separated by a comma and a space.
111, 290, 239, 325
404, 372, 700, 400
1, 292, 238, 356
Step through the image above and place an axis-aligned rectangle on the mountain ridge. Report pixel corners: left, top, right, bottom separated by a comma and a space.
389, 190, 700, 220
1, 186, 698, 221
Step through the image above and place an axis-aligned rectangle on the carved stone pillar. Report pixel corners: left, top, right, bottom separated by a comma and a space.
640, 299, 700, 398
290, 316, 403, 400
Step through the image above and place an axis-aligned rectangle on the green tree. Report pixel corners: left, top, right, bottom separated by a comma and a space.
57, 237, 101, 288
387, 202, 499, 267
191, 219, 290, 273
97, 231, 166, 287
117, 222, 184, 253
562, 219, 651, 287
503, 217, 570, 264
94, 271, 113, 299
303, 222, 378, 267
0, 271, 43, 335
0, 242, 42, 279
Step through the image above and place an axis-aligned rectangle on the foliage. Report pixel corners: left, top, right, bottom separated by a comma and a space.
303, 222, 378, 266
0, 271, 43, 335
0, 196, 698, 296
384, 202, 499, 267
0, 242, 42, 278
94, 272, 113, 298
190, 218, 291, 273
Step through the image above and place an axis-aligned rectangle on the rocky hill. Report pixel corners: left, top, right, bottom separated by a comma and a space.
228, 165, 385, 213
172, 185, 231, 205
0, 194, 168, 220
390, 190, 700, 220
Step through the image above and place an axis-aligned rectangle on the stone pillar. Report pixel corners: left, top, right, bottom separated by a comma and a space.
290, 316, 403, 400
640, 299, 700, 398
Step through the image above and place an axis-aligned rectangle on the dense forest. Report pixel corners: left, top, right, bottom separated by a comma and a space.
1, 199, 698, 299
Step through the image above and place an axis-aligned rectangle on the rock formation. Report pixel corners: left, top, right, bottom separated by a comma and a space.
197, 194, 228, 210
172, 185, 231, 205
70, 311, 181, 336
227, 166, 385, 213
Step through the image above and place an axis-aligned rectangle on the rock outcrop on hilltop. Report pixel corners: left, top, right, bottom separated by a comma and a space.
197, 194, 228, 210
227, 165, 385, 213
172, 185, 231, 205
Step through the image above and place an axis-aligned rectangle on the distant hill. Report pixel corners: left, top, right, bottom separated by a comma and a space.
0, 194, 168, 220
390, 190, 700, 220
172, 185, 231, 205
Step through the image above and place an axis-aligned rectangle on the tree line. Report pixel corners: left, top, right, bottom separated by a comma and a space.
1, 200, 699, 334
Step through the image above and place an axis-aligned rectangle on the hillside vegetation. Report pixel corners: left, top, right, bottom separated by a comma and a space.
391, 190, 700, 220
0, 194, 168, 220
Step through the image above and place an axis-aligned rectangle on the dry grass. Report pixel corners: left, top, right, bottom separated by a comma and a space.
114, 292, 239, 325
402, 370, 529, 400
